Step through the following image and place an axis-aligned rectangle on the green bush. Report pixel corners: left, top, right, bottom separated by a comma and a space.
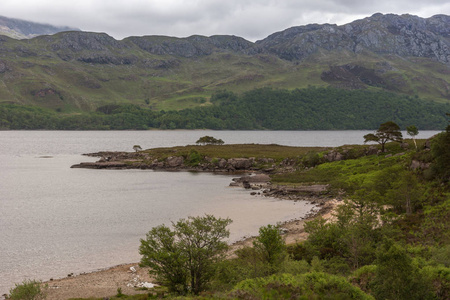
421, 265, 450, 300
8, 279, 47, 300
350, 265, 377, 295
232, 272, 374, 299
186, 149, 203, 166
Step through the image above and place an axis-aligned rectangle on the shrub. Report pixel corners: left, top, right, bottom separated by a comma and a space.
8, 279, 47, 300
350, 265, 377, 295
232, 272, 374, 299
186, 149, 202, 166
373, 240, 433, 300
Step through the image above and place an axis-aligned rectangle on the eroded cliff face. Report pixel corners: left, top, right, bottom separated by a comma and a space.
2, 13, 449, 63
256, 13, 450, 64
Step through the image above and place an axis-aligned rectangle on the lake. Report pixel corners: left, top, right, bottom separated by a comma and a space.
0, 130, 440, 296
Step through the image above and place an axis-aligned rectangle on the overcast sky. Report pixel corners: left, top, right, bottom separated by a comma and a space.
1, 0, 449, 41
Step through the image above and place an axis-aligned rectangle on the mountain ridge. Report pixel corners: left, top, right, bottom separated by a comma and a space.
0, 13, 449, 113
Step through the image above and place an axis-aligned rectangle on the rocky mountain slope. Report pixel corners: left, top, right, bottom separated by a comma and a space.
257, 13, 450, 63
0, 13, 448, 112
0, 15, 79, 39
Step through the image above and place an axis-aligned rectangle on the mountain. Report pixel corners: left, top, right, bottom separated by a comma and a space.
0, 13, 449, 114
0, 15, 79, 39
257, 13, 450, 64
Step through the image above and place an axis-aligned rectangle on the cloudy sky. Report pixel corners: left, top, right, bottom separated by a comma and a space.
1, 0, 449, 41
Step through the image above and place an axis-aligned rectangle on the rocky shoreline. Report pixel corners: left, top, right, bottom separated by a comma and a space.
39, 196, 337, 300
71, 150, 331, 200
27, 149, 337, 299
71, 151, 276, 172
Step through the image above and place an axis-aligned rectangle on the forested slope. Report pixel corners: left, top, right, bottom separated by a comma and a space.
1, 87, 448, 130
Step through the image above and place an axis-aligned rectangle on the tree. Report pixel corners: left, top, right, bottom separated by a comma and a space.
364, 121, 403, 152
253, 224, 286, 266
195, 136, 224, 145
406, 125, 419, 150
139, 215, 232, 295
385, 171, 424, 214
133, 145, 142, 152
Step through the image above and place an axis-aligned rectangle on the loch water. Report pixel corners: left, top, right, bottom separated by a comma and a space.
0, 130, 440, 295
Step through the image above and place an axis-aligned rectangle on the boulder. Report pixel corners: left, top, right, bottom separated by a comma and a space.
227, 158, 253, 169
324, 151, 344, 162
410, 160, 431, 170
217, 158, 227, 168
258, 158, 275, 164
366, 146, 379, 155
166, 156, 184, 167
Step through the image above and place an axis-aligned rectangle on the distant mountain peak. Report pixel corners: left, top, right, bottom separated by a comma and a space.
0, 15, 79, 39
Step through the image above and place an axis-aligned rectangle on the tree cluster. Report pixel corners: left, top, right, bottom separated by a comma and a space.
1, 87, 449, 130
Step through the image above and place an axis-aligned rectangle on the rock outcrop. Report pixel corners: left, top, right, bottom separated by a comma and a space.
257, 13, 450, 64
2, 13, 449, 63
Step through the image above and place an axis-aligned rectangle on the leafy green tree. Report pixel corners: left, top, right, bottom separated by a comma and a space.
253, 224, 287, 266
406, 125, 419, 150
139, 215, 232, 295
8, 279, 47, 300
195, 136, 224, 145
364, 121, 403, 152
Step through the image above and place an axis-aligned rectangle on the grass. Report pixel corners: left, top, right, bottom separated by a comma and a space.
144, 144, 328, 162
272, 141, 416, 188
69, 295, 149, 300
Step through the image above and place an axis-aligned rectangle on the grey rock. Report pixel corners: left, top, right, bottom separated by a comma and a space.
218, 158, 228, 168
324, 151, 344, 162
410, 160, 431, 170
166, 156, 184, 167
227, 158, 253, 169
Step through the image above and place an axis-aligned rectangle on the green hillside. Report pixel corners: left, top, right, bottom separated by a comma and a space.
0, 13, 449, 129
